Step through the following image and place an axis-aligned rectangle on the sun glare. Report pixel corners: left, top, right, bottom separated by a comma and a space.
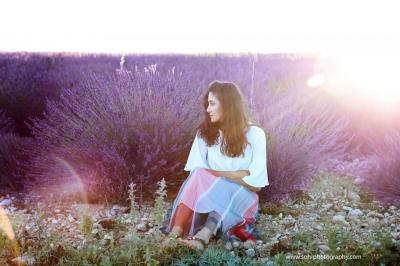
314, 54, 400, 113
307, 74, 325, 88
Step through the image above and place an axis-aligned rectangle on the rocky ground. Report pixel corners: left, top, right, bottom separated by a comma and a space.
1, 173, 400, 265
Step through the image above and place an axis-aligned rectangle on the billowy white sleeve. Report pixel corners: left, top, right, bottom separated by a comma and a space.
242, 127, 269, 187
184, 132, 209, 172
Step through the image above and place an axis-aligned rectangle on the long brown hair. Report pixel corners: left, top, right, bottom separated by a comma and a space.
198, 81, 250, 157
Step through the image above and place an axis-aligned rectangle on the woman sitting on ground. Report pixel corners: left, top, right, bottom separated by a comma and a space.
165, 80, 269, 250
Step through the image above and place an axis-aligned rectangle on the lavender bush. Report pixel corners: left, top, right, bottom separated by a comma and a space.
0, 52, 121, 136
0, 110, 33, 190
26, 67, 201, 203
253, 82, 354, 202
0, 53, 65, 136
362, 133, 400, 206
325, 156, 379, 185
0, 110, 13, 133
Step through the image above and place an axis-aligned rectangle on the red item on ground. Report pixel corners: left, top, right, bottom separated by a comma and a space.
228, 224, 257, 242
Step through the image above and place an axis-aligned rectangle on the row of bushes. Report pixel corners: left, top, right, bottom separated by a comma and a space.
2, 52, 392, 152
1, 58, 350, 203
0, 53, 314, 137
0, 53, 398, 207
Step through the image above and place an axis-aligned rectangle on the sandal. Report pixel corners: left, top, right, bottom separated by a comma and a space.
179, 236, 208, 250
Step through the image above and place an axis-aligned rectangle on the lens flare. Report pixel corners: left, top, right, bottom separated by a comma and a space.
0, 205, 20, 257
54, 156, 89, 204
53, 157, 92, 223
307, 74, 325, 88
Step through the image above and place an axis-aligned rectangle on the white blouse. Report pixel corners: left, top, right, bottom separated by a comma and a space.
184, 125, 269, 187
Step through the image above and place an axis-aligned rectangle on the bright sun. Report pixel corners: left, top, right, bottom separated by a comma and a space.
311, 54, 400, 113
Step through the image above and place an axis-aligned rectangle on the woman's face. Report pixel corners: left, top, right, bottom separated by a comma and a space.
207, 92, 223, 123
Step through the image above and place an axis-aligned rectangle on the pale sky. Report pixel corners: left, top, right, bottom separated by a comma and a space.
0, 0, 399, 54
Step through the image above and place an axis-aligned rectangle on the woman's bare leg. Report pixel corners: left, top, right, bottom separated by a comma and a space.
169, 203, 193, 237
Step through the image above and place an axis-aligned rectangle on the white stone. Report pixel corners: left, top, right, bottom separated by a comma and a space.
243, 240, 256, 249
11, 255, 35, 266
315, 225, 324, 231
321, 203, 333, 210
348, 209, 363, 217
392, 232, 400, 240
342, 206, 353, 212
136, 223, 147, 232
332, 215, 349, 226
225, 241, 233, 250
245, 248, 255, 257
367, 211, 384, 219
104, 234, 113, 240
232, 241, 241, 248
319, 245, 331, 252
0, 198, 12, 206
271, 233, 282, 241
265, 260, 276, 266
67, 214, 75, 223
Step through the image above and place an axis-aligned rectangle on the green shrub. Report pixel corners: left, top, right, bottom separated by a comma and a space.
154, 178, 167, 227
127, 182, 139, 222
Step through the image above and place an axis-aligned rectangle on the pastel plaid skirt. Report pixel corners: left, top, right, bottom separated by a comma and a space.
166, 168, 259, 239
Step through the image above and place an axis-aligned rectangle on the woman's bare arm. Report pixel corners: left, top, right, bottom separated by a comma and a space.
204, 169, 262, 192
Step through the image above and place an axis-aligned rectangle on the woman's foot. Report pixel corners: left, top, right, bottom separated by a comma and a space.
180, 236, 207, 250
179, 227, 212, 250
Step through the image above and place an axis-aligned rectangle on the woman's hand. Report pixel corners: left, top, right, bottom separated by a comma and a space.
204, 168, 221, 177
233, 170, 250, 179
204, 169, 261, 192
204, 169, 249, 180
